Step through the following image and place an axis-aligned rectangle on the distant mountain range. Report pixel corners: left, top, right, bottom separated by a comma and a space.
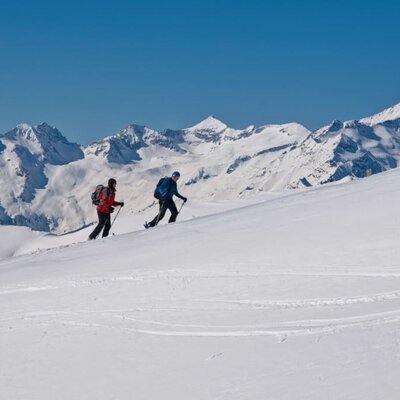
0, 102, 399, 232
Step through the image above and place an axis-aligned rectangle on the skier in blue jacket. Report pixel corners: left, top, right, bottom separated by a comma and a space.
145, 171, 187, 228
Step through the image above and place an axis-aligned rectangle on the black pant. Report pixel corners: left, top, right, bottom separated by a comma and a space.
89, 211, 111, 239
148, 199, 178, 227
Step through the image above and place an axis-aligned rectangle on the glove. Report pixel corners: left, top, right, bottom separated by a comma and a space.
183, 197, 187, 203
110, 207, 114, 213
119, 202, 125, 207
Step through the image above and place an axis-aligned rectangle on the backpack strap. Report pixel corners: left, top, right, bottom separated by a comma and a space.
161, 177, 173, 199
99, 187, 111, 206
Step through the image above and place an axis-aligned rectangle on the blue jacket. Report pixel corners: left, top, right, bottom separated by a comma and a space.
159, 177, 185, 200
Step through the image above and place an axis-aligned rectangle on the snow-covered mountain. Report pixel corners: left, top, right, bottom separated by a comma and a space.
0, 102, 399, 232
84, 124, 186, 164
271, 114, 400, 189
360, 102, 400, 126
0, 123, 83, 230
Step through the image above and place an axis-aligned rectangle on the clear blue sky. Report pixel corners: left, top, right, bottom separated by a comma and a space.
0, 0, 399, 144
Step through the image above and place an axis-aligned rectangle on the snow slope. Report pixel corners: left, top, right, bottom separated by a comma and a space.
360, 102, 400, 125
1, 168, 400, 399
1, 193, 285, 260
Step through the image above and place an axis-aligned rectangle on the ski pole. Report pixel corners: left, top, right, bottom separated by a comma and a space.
178, 201, 185, 214
110, 205, 122, 230
175, 201, 185, 220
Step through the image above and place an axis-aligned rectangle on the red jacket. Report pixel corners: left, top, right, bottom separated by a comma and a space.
97, 187, 119, 214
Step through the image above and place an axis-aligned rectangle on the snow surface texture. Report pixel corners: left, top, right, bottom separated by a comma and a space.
1, 102, 400, 233
1, 168, 400, 399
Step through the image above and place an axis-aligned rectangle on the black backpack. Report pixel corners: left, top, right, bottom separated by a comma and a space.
154, 177, 171, 200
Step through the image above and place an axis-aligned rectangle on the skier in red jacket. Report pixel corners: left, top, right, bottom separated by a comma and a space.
89, 178, 124, 240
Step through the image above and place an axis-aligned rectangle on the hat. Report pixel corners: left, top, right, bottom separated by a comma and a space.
172, 171, 180, 178
108, 178, 117, 187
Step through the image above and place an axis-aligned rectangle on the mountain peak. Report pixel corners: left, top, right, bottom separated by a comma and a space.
16, 123, 33, 131
360, 102, 400, 125
328, 119, 344, 132
187, 115, 228, 132
9, 122, 62, 141
118, 124, 147, 137
14, 122, 54, 132
36, 122, 56, 130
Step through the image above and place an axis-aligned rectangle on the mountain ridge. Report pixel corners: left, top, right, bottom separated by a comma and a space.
0, 102, 399, 232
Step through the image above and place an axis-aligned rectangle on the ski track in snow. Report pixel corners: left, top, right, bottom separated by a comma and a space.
193, 291, 400, 309
2, 266, 400, 338
2, 308, 400, 338
2, 283, 400, 309
2, 264, 400, 293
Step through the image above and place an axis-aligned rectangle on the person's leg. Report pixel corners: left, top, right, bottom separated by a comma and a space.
148, 201, 168, 227
102, 214, 112, 237
89, 211, 107, 239
168, 200, 179, 223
